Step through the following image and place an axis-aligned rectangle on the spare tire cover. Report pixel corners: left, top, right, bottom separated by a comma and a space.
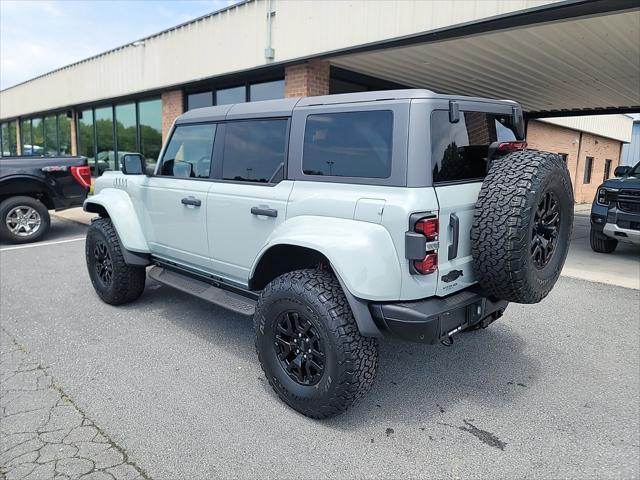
471, 150, 574, 304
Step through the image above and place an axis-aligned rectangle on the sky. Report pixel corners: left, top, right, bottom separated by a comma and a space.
0, 0, 238, 90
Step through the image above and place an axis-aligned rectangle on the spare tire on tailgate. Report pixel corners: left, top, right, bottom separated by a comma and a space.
471, 150, 573, 304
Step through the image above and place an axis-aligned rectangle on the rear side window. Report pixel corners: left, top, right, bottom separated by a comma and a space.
303, 111, 393, 178
221, 119, 288, 184
431, 111, 518, 184
160, 124, 216, 178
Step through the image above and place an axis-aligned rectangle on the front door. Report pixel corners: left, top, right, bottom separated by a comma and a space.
139, 123, 217, 270
207, 119, 292, 285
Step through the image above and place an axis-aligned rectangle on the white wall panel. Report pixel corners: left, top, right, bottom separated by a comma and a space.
0, 0, 555, 119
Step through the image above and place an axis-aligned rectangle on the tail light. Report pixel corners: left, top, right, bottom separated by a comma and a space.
497, 141, 527, 153
70, 165, 91, 189
415, 252, 438, 275
410, 215, 439, 275
415, 217, 438, 240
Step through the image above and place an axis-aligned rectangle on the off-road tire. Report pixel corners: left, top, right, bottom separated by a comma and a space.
471, 150, 573, 304
254, 269, 378, 419
85, 217, 146, 305
590, 229, 617, 253
0, 196, 50, 244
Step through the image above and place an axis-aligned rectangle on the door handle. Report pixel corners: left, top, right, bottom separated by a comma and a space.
448, 213, 459, 260
251, 206, 278, 218
181, 196, 201, 207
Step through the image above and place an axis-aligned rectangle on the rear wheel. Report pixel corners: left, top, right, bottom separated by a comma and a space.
254, 269, 378, 418
590, 228, 617, 253
86, 218, 146, 305
0, 196, 50, 244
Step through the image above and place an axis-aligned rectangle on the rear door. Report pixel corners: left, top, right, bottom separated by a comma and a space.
431, 107, 521, 296
206, 118, 293, 285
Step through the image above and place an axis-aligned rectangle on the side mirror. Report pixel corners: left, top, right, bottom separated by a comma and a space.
121, 153, 146, 175
614, 166, 630, 177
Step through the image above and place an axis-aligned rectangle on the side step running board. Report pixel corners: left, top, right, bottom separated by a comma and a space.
148, 266, 256, 316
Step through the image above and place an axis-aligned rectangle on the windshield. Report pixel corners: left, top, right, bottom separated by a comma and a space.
628, 161, 640, 177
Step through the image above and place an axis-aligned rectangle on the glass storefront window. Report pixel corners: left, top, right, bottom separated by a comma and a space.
31, 118, 44, 155
249, 80, 284, 102
1, 123, 10, 156
21, 119, 32, 155
7, 121, 17, 156
95, 106, 115, 173
58, 114, 71, 155
44, 115, 58, 156
115, 103, 137, 165
138, 98, 162, 169
78, 110, 96, 172
187, 91, 213, 111
216, 86, 245, 105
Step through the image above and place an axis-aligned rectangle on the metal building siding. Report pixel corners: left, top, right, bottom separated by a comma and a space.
539, 115, 634, 143
330, 10, 640, 113
620, 122, 640, 166
0, 0, 554, 119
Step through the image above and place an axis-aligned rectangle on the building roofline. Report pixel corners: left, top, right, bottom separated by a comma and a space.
0, 0, 250, 93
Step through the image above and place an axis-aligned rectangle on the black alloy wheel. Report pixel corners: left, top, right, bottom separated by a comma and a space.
274, 311, 325, 386
93, 240, 113, 286
531, 191, 561, 269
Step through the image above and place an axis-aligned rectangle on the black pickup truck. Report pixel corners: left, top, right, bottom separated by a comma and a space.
0, 156, 90, 244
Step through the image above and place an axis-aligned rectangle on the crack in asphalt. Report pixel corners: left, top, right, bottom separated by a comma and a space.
0, 328, 152, 480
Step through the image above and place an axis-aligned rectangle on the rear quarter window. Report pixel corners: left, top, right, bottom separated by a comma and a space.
302, 110, 393, 179
431, 111, 518, 184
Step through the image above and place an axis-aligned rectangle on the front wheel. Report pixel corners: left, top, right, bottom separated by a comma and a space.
85, 218, 146, 305
590, 228, 617, 253
254, 269, 378, 419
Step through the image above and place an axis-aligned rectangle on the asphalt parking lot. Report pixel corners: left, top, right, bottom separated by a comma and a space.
1, 217, 639, 480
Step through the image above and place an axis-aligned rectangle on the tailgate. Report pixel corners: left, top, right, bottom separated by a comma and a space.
434, 182, 481, 296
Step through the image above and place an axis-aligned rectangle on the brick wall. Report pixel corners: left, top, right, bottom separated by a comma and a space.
575, 133, 622, 203
284, 60, 330, 97
161, 90, 184, 141
526, 120, 622, 203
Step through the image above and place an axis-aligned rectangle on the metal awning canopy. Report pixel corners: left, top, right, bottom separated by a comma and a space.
328, 2, 640, 116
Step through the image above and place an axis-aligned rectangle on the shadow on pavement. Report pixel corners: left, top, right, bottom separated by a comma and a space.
123, 279, 539, 428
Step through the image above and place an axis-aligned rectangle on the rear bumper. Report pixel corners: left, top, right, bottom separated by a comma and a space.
369, 286, 508, 344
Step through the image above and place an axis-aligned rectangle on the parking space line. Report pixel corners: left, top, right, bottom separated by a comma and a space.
0, 236, 85, 252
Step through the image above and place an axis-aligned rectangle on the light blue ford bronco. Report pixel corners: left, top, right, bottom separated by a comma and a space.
84, 90, 573, 418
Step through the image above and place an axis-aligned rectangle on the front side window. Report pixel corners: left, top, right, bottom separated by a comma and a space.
160, 124, 216, 178
302, 111, 393, 178
221, 119, 288, 183
431, 111, 519, 184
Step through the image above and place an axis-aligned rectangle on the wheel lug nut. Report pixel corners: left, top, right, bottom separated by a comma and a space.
304, 354, 307, 359
298, 333, 302, 337
308, 349, 311, 353
296, 349, 299, 353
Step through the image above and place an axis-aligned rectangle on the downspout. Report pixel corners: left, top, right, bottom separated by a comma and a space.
264, 0, 275, 61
